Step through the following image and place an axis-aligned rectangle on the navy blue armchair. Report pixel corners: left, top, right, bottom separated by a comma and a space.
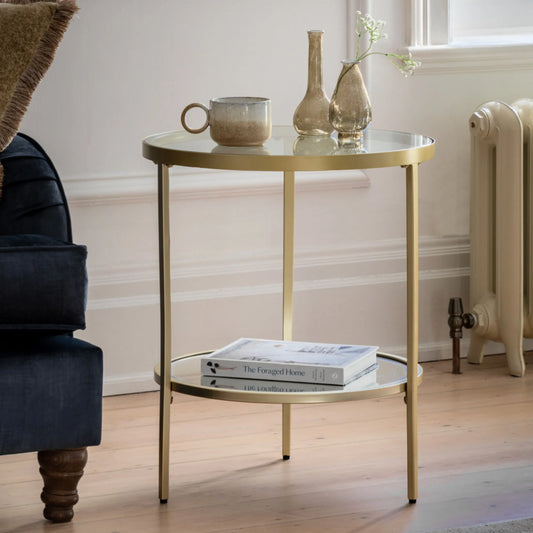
0, 133, 103, 523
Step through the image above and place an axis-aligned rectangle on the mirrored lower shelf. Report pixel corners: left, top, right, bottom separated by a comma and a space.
154, 351, 422, 404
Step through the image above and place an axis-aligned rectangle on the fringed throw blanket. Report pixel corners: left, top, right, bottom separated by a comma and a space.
0, 0, 78, 195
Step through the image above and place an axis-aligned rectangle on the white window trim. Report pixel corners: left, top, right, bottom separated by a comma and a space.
408, 0, 533, 74
410, 0, 449, 46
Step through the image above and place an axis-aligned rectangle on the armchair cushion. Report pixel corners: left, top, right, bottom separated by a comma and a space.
0, 334, 103, 454
0, 234, 87, 331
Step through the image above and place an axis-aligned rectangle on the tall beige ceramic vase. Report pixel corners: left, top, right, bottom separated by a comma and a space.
329, 60, 372, 145
293, 30, 333, 136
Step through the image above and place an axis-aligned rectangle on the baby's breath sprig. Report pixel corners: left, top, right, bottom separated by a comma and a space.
385, 52, 421, 77
353, 11, 420, 77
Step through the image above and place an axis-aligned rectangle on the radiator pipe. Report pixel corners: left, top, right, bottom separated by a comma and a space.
448, 297, 476, 374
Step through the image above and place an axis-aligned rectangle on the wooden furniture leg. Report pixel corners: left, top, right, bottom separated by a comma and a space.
38, 447, 88, 523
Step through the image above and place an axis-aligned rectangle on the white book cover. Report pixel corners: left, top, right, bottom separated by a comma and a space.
201, 338, 378, 385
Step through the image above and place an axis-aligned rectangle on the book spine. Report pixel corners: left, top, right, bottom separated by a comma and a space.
201, 358, 346, 385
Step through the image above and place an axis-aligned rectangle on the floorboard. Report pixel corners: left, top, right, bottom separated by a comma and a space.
2, 354, 533, 533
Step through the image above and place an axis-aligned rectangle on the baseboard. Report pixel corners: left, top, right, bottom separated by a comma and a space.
103, 373, 159, 396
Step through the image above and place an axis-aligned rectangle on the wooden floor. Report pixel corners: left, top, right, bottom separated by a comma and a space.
2, 354, 533, 533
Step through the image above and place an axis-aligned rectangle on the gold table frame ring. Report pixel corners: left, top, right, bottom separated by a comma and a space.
142, 126, 436, 505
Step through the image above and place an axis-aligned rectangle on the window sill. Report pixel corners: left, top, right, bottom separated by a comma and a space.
408, 42, 533, 74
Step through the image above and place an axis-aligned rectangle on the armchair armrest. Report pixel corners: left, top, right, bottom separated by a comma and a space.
0, 234, 87, 332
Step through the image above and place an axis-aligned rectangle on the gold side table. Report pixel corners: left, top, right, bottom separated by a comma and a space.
142, 126, 436, 505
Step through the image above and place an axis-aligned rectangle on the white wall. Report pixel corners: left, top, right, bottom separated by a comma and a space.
18, 0, 530, 395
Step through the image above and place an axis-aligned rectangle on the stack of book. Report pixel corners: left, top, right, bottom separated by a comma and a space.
200, 338, 379, 392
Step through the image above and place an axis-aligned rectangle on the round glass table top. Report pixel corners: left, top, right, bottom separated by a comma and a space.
155, 352, 423, 404
143, 126, 435, 172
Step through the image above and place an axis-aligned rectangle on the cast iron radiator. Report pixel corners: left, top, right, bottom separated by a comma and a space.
450, 99, 533, 377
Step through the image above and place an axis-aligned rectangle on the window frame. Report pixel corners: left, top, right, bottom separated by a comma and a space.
408, 0, 533, 73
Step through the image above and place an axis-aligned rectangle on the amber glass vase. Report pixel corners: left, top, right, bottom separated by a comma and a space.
329, 60, 372, 145
293, 30, 333, 136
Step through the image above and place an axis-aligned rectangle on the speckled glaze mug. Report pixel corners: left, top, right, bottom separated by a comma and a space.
180, 97, 271, 146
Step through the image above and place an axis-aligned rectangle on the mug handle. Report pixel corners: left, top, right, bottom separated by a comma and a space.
181, 103, 209, 134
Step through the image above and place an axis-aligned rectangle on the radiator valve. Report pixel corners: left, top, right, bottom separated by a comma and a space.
448, 297, 475, 374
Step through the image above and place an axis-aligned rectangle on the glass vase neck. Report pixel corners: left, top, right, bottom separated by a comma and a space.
306, 30, 324, 92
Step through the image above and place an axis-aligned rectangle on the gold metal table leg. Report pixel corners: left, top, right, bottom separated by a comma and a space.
282, 404, 291, 460
158, 163, 172, 503
405, 163, 419, 503
283, 170, 295, 342
282, 170, 295, 459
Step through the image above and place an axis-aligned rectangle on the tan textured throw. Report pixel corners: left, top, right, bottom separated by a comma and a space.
0, 0, 78, 194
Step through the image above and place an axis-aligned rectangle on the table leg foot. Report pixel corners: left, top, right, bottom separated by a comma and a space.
283, 455, 290, 460
409, 499, 417, 504
160, 499, 168, 504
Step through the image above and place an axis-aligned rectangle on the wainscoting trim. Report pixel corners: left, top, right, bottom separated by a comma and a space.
88, 235, 470, 309
64, 168, 370, 206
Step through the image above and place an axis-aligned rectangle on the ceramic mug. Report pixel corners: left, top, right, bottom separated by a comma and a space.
180, 97, 272, 146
